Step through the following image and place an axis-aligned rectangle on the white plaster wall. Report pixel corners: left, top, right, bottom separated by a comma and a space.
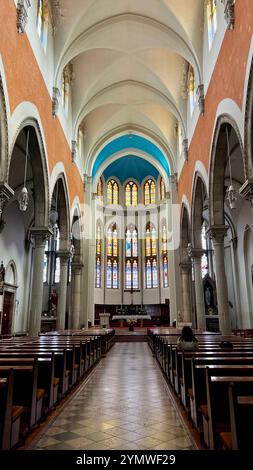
0, 202, 32, 333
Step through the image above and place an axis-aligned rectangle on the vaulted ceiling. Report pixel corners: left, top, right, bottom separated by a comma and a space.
53, 0, 205, 174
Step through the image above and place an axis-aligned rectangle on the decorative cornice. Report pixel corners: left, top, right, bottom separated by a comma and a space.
17, 0, 31, 34
197, 84, 205, 115
52, 87, 60, 117
221, 0, 235, 30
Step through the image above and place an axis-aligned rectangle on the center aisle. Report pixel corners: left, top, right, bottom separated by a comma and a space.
35, 343, 195, 450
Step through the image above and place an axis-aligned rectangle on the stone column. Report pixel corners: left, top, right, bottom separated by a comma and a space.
188, 246, 206, 331
57, 251, 71, 331
29, 227, 52, 336
208, 225, 231, 335
180, 261, 192, 323
71, 262, 83, 329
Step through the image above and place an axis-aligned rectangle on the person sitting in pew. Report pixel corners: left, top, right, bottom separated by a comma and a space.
177, 326, 198, 351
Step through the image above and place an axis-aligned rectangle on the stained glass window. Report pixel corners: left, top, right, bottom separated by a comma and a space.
107, 224, 118, 289
160, 178, 165, 201
43, 239, 49, 283
145, 223, 158, 288
126, 260, 132, 290
207, 0, 217, 50
144, 179, 156, 205
97, 177, 103, 197
113, 261, 118, 289
188, 66, 196, 116
37, 0, 48, 49
54, 257, 61, 284
163, 256, 169, 288
201, 223, 209, 278
126, 230, 131, 257
107, 180, 119, 205
161, 222, 169, 288
125, 181, 138, 207
125, 225, 139, 290
95, 222, 102, 288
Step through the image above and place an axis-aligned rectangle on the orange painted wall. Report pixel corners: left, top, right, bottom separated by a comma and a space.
178, 0, 253, 205
0, 0, 84, 207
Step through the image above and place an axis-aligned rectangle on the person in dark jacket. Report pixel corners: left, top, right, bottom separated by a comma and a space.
177, 326, 198, 351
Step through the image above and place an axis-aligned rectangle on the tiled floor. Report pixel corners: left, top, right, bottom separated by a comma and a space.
35, 343, 195, 450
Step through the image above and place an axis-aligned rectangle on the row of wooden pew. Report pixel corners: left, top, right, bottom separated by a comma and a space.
148, 329, 253, 450
0, 328, 115, 450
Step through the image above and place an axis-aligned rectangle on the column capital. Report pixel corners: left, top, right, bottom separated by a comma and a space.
197, 84, 205, 115
17, 0, 31, 34
207, 225, 228, 244
187, 244, 205, 260
180, 261, 192, 273
29, 227, 53, 246
221, 0, 235, 30
72, 262, 84, 274
57, 250, 72, 263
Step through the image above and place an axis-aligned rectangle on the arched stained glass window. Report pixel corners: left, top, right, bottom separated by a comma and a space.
145, 223, 158, 288
37, 0, 48, 50
201, 223, 209, 278
207, 0, 217, 50
95, 222, 102, 288
144, 179, 156, 205
107, 224, 118, 289
43, 239, 49, 283
160, 178, 166, 201
97, 177, 103, 197
125, 181, 138, 207
161, 222, 169, 288
107, 179, 119, 205
125, 225, 139, 290
188, 66, 196, 116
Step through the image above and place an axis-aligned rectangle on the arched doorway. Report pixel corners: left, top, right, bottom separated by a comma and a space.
209, 116, 245, 333
179, 205, 193, 324
1, 121, 49, 335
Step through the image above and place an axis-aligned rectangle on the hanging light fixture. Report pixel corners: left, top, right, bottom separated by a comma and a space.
18, 130, 30, 212
226, 125, 237, 210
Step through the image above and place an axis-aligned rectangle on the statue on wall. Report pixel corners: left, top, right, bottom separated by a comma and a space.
49, 289, 58, 317
203, 275, 218, 315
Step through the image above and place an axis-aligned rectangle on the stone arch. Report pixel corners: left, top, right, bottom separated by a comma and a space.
8, 119, 50, 227
244, 56, 253, 180
209, 115, 244, 227
50, 174, 71, 250
71, 206, 82, 260
180, 203, 191, 262
0, 72, 8, 182
5, 260, 17, 286
191, 173, 208, 248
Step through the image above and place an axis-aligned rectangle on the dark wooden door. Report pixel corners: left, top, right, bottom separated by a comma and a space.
1, 292, 14, 335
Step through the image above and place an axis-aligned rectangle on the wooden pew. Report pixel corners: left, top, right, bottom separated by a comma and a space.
0, 369, 23, 450
220, 384, 253, 449
204, 370, 253, 449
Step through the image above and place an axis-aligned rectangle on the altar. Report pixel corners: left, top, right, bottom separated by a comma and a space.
112, 315, 151, 327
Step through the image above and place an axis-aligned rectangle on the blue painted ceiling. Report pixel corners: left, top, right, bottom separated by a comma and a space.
102, 155, 159, 184
92, 134, 170, 179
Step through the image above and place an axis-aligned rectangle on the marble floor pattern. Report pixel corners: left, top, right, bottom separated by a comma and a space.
35, 343, 195, 450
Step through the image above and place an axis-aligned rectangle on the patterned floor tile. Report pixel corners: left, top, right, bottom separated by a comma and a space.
34, 343, 195, 450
